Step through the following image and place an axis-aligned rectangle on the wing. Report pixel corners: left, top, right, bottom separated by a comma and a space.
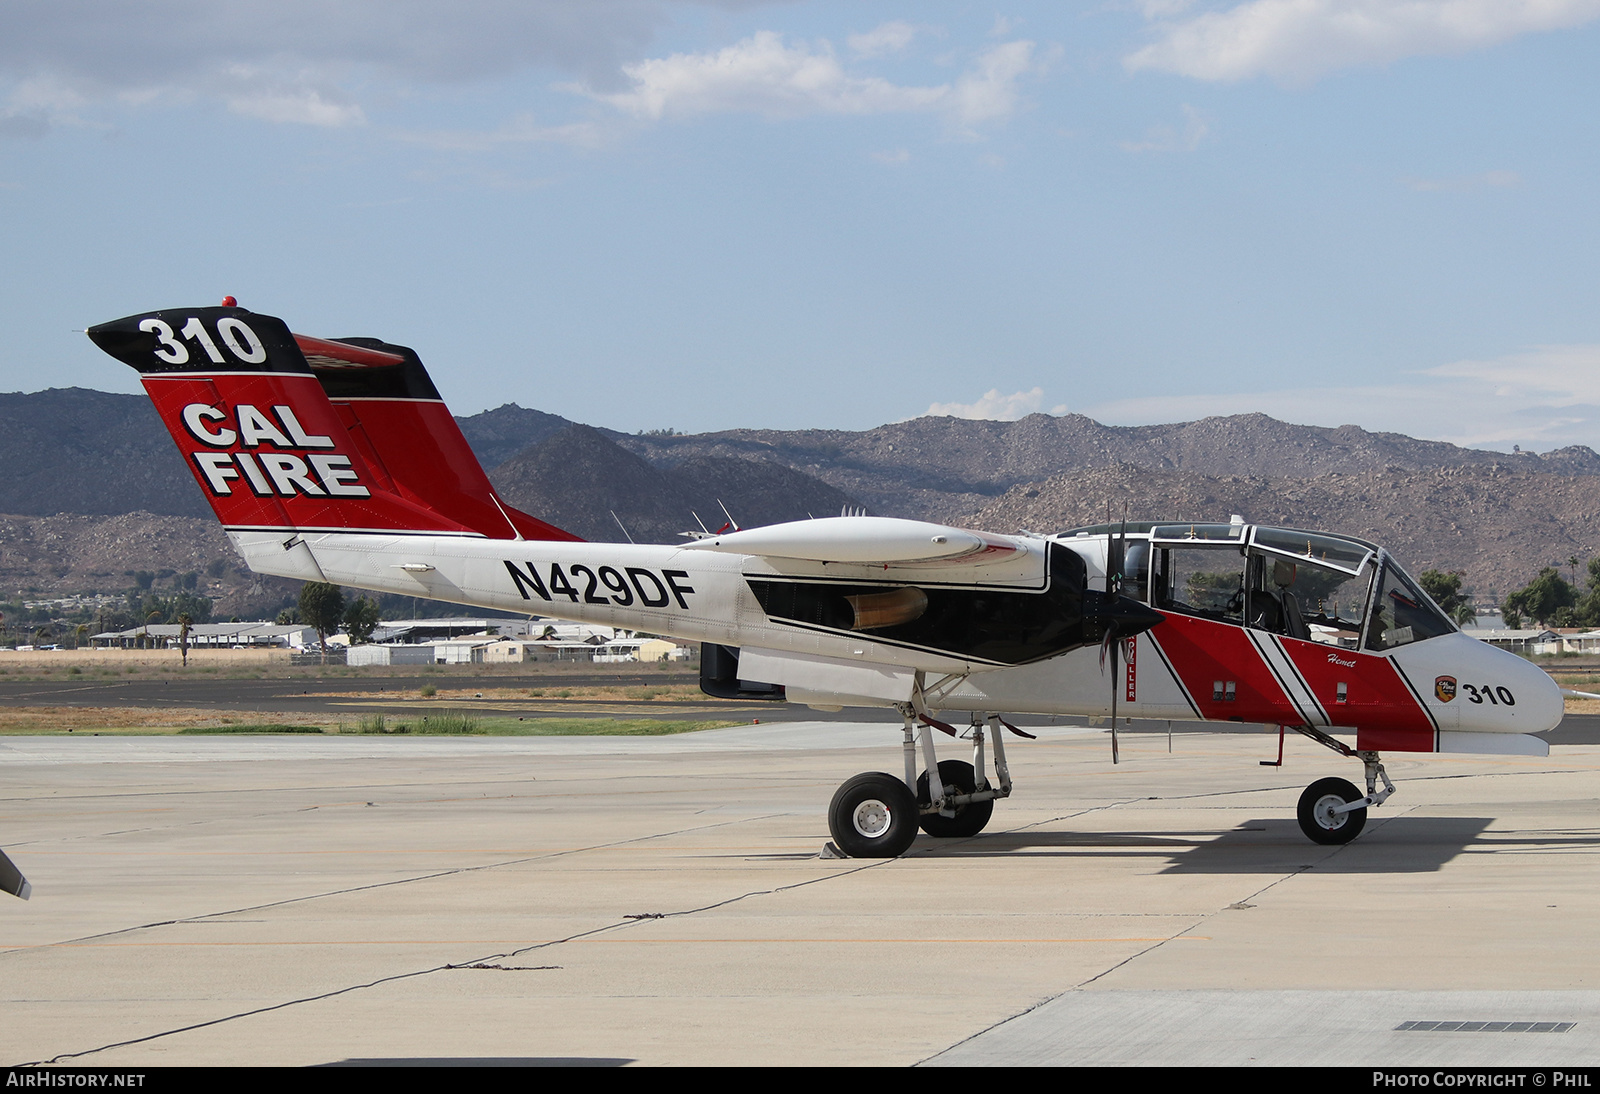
679, 515, 1022, 564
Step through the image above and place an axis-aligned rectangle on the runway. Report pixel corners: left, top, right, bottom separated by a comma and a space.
2, 722, 1599, 1066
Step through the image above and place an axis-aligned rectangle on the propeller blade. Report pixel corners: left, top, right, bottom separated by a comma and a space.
0, 847, 30, 900
1110, 634, 1120, 764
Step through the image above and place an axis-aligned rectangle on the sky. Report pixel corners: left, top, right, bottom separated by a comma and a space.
4, 1, 1600, 453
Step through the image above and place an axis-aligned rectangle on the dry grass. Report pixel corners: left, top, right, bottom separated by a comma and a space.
0, 706, 330, 734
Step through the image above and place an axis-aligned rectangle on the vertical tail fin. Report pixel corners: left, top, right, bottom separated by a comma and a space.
87, 305, 578, 542
295, 332, 577, 542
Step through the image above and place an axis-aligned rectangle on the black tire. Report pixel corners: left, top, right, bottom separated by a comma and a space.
915, 759, 994, 838
828, 772, 919, 858
1297, 777, 1367, 845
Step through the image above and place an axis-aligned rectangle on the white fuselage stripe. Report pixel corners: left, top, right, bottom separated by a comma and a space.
1245, 630, 1329, 727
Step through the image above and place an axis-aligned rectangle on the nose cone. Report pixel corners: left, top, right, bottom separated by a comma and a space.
1398, 633, 1564, 735
1457, 638, 1563, 733
1084, 591, 1164, 643
1511, 650, 1565, 733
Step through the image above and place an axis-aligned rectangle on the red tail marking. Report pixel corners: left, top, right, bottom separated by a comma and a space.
142, 373, 476, 534
294, 334, 406, 369
321, 397, 580, 542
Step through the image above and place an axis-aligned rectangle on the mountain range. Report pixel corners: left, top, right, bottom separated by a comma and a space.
1, 387, 1595, 610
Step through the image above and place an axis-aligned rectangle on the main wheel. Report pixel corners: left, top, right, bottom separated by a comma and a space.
915, 759, 994, 838
828, 772, 920, 858
1297, 777, 1367, 845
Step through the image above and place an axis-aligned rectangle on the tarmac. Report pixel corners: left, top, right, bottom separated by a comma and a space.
2, 720, 1599, 1067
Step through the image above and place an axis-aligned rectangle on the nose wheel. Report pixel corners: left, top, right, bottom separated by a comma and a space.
1297, 777, 1367, 844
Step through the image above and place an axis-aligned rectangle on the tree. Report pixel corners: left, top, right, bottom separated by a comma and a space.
1570, 557, 1600, 628
298, 582, 345, 664
342, 595, 381, 645
1418, 570, 1476, 626
1504, 568, 1575, 628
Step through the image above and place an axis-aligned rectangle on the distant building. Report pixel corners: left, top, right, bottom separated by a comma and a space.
1472, 628, 1560, 655
91, 622, 315, 649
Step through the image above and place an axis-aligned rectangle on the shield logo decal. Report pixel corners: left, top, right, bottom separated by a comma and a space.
1435, 676, 1457, 703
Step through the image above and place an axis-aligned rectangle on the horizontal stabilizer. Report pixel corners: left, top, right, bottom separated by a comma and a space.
679, 516, 1017, 564
0, 848, 30, 900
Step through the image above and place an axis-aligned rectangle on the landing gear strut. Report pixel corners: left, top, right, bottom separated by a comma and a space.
825, 709, 1016, 857
1290, 726, 1394, 846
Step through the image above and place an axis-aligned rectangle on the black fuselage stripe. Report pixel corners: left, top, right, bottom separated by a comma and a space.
1389, 657, 1441, 734
1145, 631, 1203, 718
1271, 635, 1331, 724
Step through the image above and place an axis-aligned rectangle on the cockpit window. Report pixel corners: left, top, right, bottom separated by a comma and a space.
1250, 526, 1374, 576
1151, 523, 1247, 544
1252, 554, 1372, 646
1152, 543, 1247, 625
1364, 559, 1455, 651
1150, 540, 1373, 646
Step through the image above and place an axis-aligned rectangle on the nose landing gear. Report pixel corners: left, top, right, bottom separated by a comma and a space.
1289, 725, 1395, 846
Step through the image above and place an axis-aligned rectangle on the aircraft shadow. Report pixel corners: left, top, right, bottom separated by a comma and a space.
903, 815, 1580, 873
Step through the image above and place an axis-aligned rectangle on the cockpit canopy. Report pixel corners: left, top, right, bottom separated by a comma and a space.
1060, 521, 1454, 651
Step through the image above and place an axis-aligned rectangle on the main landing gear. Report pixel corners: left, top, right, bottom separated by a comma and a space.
826, 708, 1015, 858
1290, 726, 1394, 845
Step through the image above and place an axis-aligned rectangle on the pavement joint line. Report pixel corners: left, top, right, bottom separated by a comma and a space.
21, 916, 639, 1068
18, 823, 898, 1065
0, 811, 787, 957
913, 799, 1402, 1066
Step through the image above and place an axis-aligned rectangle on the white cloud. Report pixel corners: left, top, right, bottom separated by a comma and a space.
593, 32, 1041, 127
597, 31, 943, 119
926, 387, 1070, 421
1126, 0, 1600, 83
1081, 344, 1600, 451
948, 40, 1043, 126
848, 21, 917, 58
227, 89, 365, 128
0, 0, 684, 130
1120, 102, 1210, 152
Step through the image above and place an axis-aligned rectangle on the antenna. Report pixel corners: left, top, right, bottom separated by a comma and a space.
717, 499, 740, 533
610, 510, 636, 544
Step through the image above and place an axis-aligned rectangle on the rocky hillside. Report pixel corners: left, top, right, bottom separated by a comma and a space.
968, 462, 1597, 602
0, 389, 209, 518
613, 412, 1600, 522
488, 425, 859, 543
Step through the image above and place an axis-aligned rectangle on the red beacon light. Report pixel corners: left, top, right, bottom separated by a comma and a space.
220, 295, 237, 307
